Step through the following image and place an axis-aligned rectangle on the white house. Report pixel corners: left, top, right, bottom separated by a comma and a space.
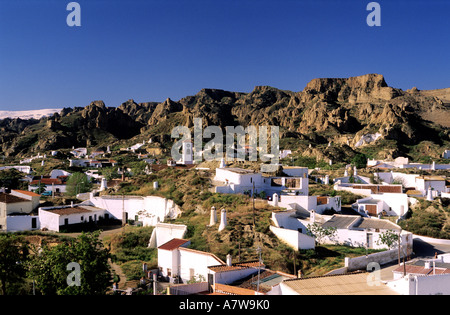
0, 190, 41, 232
29, 178, 67, 195
387, 258, 450, 295
414, 175, 446, 196
0, 165, 32, 174
70, 147, 87, 158
87, 195, 182, 226
148, 223, 188, 248
157, 238, 225, 283
50, 169, 72, 179
318, 214, 412, 250
352, 193, 408, 217
444, 150, 450, 159
214, 166, 309, 197
39, 204, 106, 232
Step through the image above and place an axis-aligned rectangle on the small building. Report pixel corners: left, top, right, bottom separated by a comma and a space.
29, 178, 67, 195
157, 238, 226, 283
38, 204, 106, 232
0, 190, 40, 232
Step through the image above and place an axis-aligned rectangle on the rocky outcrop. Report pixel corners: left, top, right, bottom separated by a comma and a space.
0, 74, 448, 161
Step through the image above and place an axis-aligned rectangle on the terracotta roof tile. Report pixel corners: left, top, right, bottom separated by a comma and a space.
158, 238, 190, 251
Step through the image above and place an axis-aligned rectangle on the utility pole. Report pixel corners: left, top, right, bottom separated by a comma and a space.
252, 181, 256, 226
256, 246, 261, 293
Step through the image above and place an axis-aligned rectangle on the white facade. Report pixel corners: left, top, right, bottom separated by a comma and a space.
50, 169, 72, 179
88, 195, 182, 226
214, 167, 309, 197
353, 193, 408, 217
415, 176, 446, 195
444, 150, 450, 159
5, 215, 40, 232
387, 273, 450, 295
148, 223, 188, 248
271, 194, 341, 214
0, 165, 32, 174
39, 205, 105, 232
157, 240, 225, 283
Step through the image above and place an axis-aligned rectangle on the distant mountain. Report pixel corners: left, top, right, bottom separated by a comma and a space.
0, 109, 62, 120
1, 74, 449, 163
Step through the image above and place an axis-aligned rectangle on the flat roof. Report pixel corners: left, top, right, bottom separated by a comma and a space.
321, 215, 360, 229
218, 167, 256, 175
282, 272, 399, 295
354, 217, 401, 231
42, 205, 103, 215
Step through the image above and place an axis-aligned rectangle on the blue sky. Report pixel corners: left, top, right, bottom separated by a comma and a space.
0, 0, 449, 110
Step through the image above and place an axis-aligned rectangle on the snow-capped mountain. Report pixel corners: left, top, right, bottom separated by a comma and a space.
0, 109, 62, 120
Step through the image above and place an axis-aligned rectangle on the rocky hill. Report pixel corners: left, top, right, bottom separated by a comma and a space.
1, 74, 449, 162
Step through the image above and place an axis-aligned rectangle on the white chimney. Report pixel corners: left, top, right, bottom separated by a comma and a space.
71, 201, 74, 208
210, 206, 217, 226
219, 158, 226, 169
344, 169, 348, 177
272, 193, 278, 207
424, 261, 431, 269
354, 166, 358, 177
324, 175, 329, 185
218, 209, 227, 232
100, 178, 108, 191
153, 181, 158, 190
427, 187, 433, 201
310, 210, 316, 223
226, 254, 232, 267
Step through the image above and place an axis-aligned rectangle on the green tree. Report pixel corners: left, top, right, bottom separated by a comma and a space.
376, 230, 399, 249
33, 182, 47, 194
65, 172, 92, 197
306, 223, 337, 245
0, 169, 26, 190
0, 235, 29, 295
28, 231, 112, 295
352, 153, 368, 169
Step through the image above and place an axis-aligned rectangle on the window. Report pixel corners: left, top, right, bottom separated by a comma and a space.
31, 218, 37, 229
64, 218, 69, 225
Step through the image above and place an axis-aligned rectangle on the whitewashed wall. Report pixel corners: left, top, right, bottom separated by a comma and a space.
178, 248, 224, 283
269, 226, 315, 250
6, 215, 39, 232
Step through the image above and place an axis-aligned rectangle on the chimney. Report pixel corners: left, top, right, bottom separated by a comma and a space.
226, 254, 232, 267
272, 193, 278, 207
153, 181, 158, 190
424, 261, 431, 269
427, 187, 433, 201
310, 210, 315, 223
71, 201, 74, 208
210, 206, 217, 226
218, 209, 227, 232
354, 166, 358, 177
100, 178, 108, 191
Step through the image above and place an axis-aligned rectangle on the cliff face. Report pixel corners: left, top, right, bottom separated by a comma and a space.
1, 73, 448, 161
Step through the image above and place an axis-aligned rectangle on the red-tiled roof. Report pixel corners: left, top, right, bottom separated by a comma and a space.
12, 190, 40, 197
158, 238, 190, 251
30, 178, 64, 185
